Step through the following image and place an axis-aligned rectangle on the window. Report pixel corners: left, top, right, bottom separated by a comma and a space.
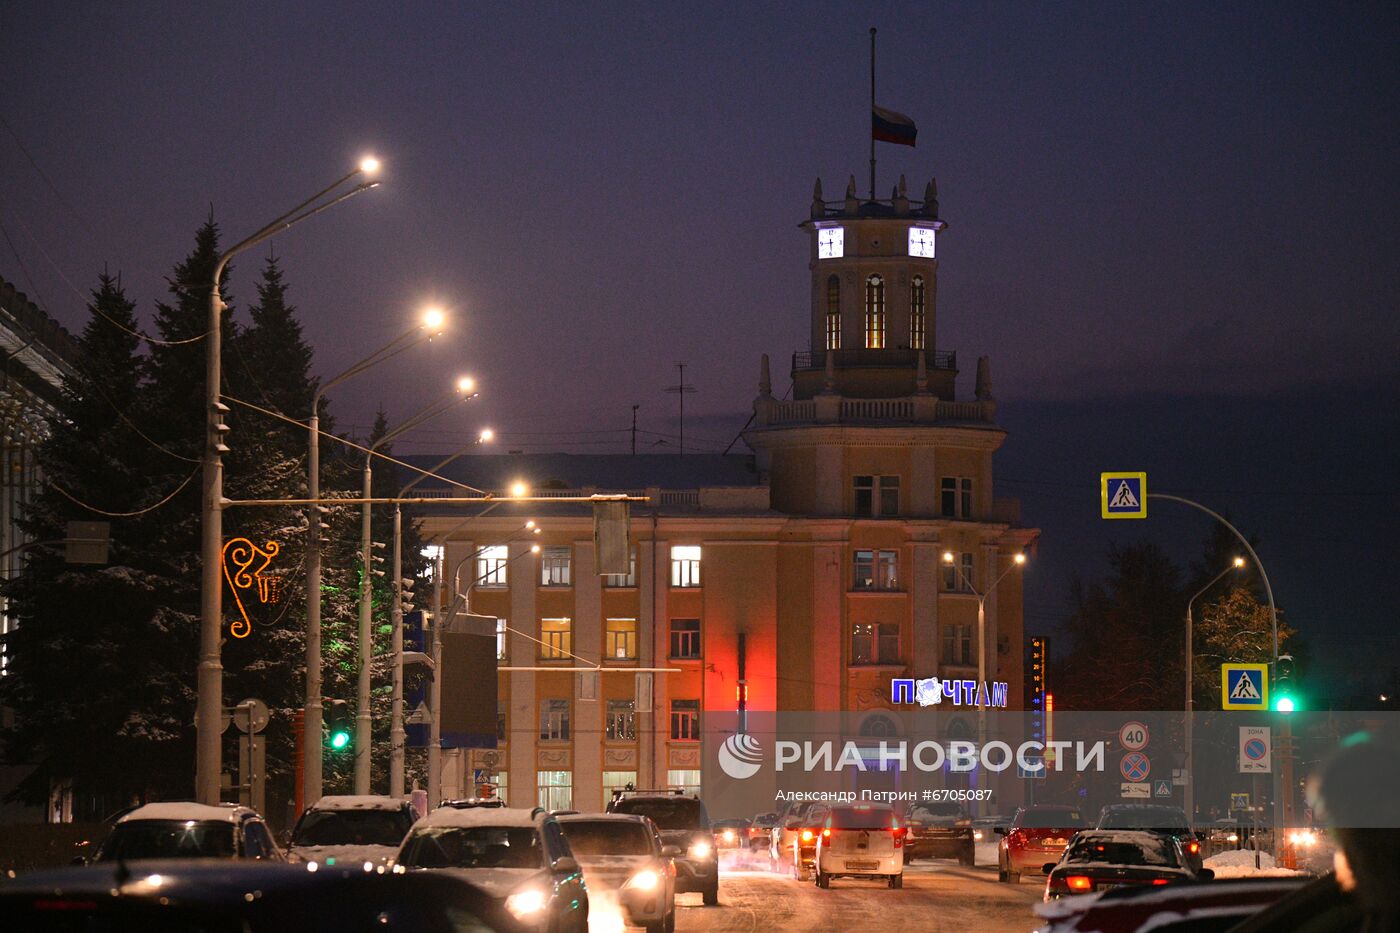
494, 772, 509, 805
941, 477, 973, 518
853, 475, 900, 517
605, 699, 636, 741
604, 548, 637, 587
852, 622, 900, 665
537, 770, 572, 811
943, 624, 973, 665
540, 699, 571, 742
605, 618, 637, 660
667, 769, 701, 796
477, 544, 509, 588
864, 274, 886, 348
943, 553, 975, 592
669, 618, 701, 659
670, 700, 700, 741
853, 549, 899, 590
540, 546, 571, 586
497, 700, 507, 742
825, 274, 841, 350
540, 618, 572, 660
496, 618, 507, 661
603, 771, 637, 807
670, 545, 701, 587
910, 275, 926, 349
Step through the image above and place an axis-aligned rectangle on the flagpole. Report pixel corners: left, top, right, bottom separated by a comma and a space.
869, 27, 877, 200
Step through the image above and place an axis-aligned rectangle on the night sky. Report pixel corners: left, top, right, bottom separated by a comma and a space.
3, 3, 1397, 692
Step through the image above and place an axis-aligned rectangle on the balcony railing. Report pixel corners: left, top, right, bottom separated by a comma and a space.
792, 348, 956, 373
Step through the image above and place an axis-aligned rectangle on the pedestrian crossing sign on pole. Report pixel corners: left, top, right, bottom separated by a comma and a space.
1222, 663, 1269, 710
1100, 472, 1147, 519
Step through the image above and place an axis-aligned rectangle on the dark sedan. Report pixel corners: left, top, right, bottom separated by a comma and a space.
1095, 803, 1204, 873
1043, 830, 1210, 901
0, 858, 526, 932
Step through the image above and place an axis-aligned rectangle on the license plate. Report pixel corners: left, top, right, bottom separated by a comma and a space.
846, 860, 879, 871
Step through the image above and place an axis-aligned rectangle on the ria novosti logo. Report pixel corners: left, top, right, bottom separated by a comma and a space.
718, 733, 764, 779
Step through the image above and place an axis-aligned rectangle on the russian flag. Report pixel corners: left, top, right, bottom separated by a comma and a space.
872, 105, 917, 147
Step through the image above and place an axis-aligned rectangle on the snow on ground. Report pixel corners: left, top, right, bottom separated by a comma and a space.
976, 841, 999, 866
1204, 849, 1306, 879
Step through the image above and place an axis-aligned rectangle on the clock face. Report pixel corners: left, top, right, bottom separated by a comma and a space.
908, 227, 936, 258
818, 227, 844, 259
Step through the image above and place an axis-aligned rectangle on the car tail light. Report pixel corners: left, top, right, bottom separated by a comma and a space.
800, 829, 814, 843
1065, 875, 1093, 892
1152, 879, 1171, 885
1187, 841, 1200, 854
821, 828, 832, 839
892, 827, 904, 848
1008, 830, 1025, 847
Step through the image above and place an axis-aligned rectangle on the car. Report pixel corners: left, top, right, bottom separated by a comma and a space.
783, 804, 829, 881
607, 789, 718, 906
287, 795, 418, 869
902, 802, 975, 865
712, 818, 750, 850
997, 805, 1088, 884
813, 802, 905, 890
91, 802, 283, 863
0, 858, 528, 932
556, 813, 679, 933
1032, 875, 1309, 933
768, 799, 826, 873
1042, 830, 1211, 901
1094, 804, 1204, 874
441, 797, 508, 809
394, 805, 589, 932
748, 812, 779, 849
972, 815, 1012, 843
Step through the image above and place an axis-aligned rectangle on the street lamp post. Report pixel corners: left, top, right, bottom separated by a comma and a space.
303, 308, 445, 809
389, 428, 493, 798
355, 380, 477, 794
197, 158, 381, 805
1184, 556, 1246, 824
943, 548, 1026, 813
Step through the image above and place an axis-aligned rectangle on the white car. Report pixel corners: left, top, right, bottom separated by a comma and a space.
93, 802, 282, 862
394, 805, 590, 933
287, 794, 417, 869
813, 803, 905, 889
557, 813, 679, 933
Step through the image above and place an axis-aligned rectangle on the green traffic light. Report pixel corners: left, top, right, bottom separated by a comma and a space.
330, 730, 351, 749
1275, 695, 1296, 714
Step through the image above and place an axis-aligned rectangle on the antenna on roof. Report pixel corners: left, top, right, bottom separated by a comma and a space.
663, 363, 696, 457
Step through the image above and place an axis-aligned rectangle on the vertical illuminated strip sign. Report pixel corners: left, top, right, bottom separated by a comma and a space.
1028, 637, 1049, 749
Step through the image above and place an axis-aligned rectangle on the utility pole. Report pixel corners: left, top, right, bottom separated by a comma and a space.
631, 404, 639, 456
663, 363, 695, 456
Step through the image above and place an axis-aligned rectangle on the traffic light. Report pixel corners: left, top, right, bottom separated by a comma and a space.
1273, 654, 1299, 713
326, 699, 352, 750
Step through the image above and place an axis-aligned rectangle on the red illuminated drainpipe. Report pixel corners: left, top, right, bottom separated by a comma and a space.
737, 632, 748, 733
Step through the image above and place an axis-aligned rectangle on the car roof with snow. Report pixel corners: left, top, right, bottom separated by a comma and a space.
555, 813, 651, 825
308, 795, 412, 812
412, 806, 543, 830
117, 802, 257, 824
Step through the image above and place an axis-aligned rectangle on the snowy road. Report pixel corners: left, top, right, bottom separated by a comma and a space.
669, 858, 1043, 932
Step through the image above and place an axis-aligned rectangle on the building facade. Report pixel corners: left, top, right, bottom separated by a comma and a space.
410, 176, 1037, 813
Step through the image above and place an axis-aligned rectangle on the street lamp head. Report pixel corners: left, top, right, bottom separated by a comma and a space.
479, 428, 495, 443
510, 481, 528, 498
359, 156, 382, 177
1014, 552, 1027, 566
530, 544, 541, 554
941, 550, 955, 564
524, 520, 536, 529
1233, 556, 1246, 568
421, 307, 446, 332
456, 376, 476, 394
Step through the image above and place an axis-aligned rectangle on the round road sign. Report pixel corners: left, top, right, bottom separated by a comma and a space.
1120, 751, 1151, 782
1244, 738, 1267, 760
1119, 721, 1150, 751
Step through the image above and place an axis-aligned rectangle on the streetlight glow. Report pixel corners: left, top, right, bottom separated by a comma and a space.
1233, 556, 1246, 568
421, 307, 446, 332
530, 544, 541, 554
510, 481, 528, 498
941, 550, 955, 564
479, 428, 495, 443
1014, 552, 1027, 565
359, 156, 382, 176
456, 376, 476, 394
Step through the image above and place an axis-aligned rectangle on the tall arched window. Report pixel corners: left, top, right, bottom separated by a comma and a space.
910, 275, 926, 350
825, 275, 841, 350
864, 274, 885, 349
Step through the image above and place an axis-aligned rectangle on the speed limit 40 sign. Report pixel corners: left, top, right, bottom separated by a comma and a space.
1120, 721, 1150, 751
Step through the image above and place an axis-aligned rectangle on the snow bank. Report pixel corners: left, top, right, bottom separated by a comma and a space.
1204, 849, 1305, 879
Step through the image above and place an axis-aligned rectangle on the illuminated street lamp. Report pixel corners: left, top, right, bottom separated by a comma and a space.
197, 157, 381, 805
354, 378, 477, 794
303, 304, 446, 806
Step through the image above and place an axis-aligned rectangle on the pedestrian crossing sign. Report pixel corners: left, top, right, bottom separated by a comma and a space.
1222, 663, 1269, 710
1101, 472, 1147, 519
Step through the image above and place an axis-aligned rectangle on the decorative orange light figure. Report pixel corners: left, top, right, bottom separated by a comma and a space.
221, 537, 282, 638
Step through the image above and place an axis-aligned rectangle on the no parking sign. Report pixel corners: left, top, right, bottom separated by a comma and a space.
1239, 726, 1272, 773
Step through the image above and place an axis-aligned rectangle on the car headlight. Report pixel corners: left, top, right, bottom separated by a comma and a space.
721, 830, 736, 843
504, 888, 548, 919
973, 830, 984, 841
627, 868, 660, 891
688, 840, 713, 859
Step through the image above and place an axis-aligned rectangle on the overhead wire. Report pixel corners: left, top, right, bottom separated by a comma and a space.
48, 463, 200, 518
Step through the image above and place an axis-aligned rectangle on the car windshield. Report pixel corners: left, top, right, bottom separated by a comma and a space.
1066, 835, 1179, 867
1099, 808, 1190, 832
830, 807, 896, 830
1019, 809, 1086, 829
292, 808, 414, 847
398, 826, 542, 869
560, 820, 653, 856
612, 797, 704, 830
96, 820, 236, 861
